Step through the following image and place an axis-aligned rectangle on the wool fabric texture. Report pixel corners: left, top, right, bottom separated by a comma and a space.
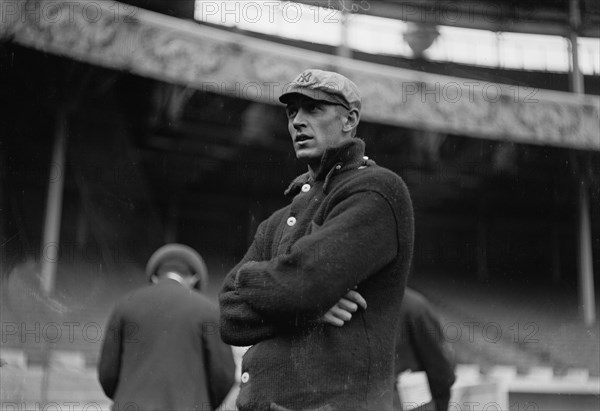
220, 138, 414, 411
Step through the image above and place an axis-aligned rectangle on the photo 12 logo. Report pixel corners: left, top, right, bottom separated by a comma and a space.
1, 321, 139, 345
0, 1, 137, 25
1, 403, 106, 411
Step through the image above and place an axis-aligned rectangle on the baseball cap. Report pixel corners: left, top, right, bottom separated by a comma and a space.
279, 69, 361, 112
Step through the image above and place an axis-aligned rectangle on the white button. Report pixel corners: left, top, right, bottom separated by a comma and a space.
335, 165, 341, 170
363, 156, 369, 160
301, 184, 311, 192
241, 372, 249, 383
287, 217, 296, 226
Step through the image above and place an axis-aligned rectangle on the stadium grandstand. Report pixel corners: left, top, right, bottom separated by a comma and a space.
1, 0, 599, 410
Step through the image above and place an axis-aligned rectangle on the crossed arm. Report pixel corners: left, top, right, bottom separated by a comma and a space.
322, 289, 367, 326
219, 191, 397, 345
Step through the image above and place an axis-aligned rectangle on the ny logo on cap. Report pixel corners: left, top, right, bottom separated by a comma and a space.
297, 72, 313, 83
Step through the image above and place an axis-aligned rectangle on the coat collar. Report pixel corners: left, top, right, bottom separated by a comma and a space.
284, 138, 373, 197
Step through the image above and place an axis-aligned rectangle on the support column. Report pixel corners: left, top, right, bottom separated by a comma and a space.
40, 111, 67, 296
577, 179, 596, 325
568, 0, 584, 95
0, 145, 5, 275
569, 0, 595, 325
337, 4, 352, 59
551, 188, 562, 284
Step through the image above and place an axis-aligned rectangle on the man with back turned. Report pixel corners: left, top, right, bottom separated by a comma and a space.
98, 243, 235, 410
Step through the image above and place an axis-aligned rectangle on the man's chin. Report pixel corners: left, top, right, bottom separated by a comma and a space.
295, 149, 319, 161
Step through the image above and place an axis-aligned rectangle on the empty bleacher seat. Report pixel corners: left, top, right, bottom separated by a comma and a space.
49, 350, 86, 371
0, 349, 27, 402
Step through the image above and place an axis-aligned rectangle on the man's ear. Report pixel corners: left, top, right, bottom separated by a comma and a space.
189, 275, 201, 291
343, 108, 360, 134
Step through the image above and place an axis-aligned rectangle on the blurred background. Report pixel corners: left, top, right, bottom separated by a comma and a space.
1, 0, 599, 410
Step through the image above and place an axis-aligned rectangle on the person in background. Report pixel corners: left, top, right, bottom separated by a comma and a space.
394, 288, 456, 411
98, 243, 235, 411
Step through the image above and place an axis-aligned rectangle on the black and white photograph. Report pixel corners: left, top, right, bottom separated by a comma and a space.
1, 1, 599, 410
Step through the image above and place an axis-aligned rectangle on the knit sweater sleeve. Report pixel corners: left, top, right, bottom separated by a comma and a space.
234, 189, 401, 321
219, 220, 279, 346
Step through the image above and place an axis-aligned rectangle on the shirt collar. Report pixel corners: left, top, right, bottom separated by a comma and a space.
163, 272, 187, 287
284, 138, 368, 197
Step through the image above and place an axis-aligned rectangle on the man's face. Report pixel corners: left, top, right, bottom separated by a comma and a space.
285, 94, 349, 165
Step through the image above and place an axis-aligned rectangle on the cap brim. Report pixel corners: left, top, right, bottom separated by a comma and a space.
279, 90, 350, 110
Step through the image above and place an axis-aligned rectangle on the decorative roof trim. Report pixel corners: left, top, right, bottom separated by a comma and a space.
2, 0, 599, 150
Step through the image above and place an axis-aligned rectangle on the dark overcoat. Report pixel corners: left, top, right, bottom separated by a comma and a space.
98, 280, 235, 411
394, 288, 456, 411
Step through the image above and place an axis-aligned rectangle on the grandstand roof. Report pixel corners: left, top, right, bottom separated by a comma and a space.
3, 0, 599, 150
296, 0, 600, 37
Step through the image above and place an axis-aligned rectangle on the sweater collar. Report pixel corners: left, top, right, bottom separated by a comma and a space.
284, 138, 368, 197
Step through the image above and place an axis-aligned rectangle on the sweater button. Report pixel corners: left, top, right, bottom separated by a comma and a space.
335, 165, 341, 170
287, 217, 296, 226
241, 372, 250, 383
301, 184, 311, 192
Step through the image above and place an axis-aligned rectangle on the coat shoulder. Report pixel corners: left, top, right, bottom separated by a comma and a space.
340, 164, 411, 203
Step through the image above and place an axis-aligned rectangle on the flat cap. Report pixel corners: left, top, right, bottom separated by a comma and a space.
145, 243, 208, 291
279, 69, 361, 112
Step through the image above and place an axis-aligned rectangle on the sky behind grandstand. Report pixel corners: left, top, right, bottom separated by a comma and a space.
194, 0, 599, 75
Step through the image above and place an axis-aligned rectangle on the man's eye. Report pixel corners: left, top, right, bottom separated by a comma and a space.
306, 103, 319, 112
286, 108, 297, 118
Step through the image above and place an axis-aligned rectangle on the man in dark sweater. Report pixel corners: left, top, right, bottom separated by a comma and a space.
219, 69, 414, 410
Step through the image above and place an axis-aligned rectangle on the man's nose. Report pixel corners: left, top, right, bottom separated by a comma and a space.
292, 109, 306, 129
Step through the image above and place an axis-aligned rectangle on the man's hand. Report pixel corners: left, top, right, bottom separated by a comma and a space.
321, 290, 367, 326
